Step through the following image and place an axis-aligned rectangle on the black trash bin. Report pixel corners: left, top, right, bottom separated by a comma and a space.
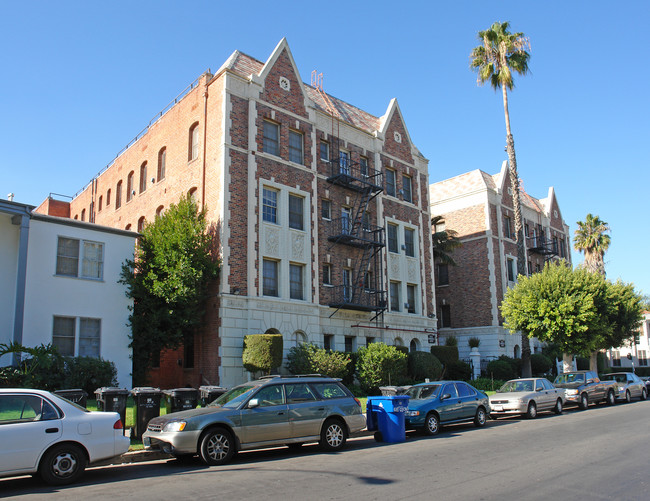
130, 387, 162, 440
164, 388, 199, 413
199, 385, 227, 407
54, 389, 88, 408
95, 387, 129, 434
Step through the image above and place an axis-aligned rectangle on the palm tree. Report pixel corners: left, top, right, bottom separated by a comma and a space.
574, 213, 611, 276
471, 21, 532, 376
431, 216, 462, 266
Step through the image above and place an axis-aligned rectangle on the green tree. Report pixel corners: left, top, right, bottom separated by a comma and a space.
574, 213, 611, 276
120, 195, 220, 385
356, 343, 407, 393
470, 21, 532, 376
431, 216, 462, 266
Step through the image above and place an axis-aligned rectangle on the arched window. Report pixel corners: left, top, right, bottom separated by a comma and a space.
156, 205, 164, 218
126, 171, 134, 202
116, 181, 122, 209
139, 162, 147, 193
81, 209, 86, 221
188, 122, 199, 161
265, 328, 281, 334
125, 223, 131, 230
409, 338, 421, 353
394, 337, 404, 347
137, 216, 146, 233
74, 214, 78, 220
294, 331, 307, 347
106, 189, 111, 206
98, 195, 103, 212
157, 147, 166, 181
188, 187, 198, 203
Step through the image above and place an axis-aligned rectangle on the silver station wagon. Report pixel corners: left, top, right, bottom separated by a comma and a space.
142, 375, 366, 465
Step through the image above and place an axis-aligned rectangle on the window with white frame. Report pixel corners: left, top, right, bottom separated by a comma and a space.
289, 130, 303, 164
385, 169, 396, 197
53, 316, 75, 356
359, 156, 368, 177
404, 227, 415, 257
390, 281, 400, 312
321, 199, 331, 220
263, 259, 279, 297
339, 150, 350, 175
343, 268, 352, 302
638, 350, 647, 366
263, 121, 280, 156
53, 316, 100, 358
407, 284, 416, 314
402, 175, 412, 203
290, 263, 304, 300
262, 187, 278, 223
56, 237, 104, 280
323, 263, 332, 285
612, 350, 621, 367
387, 223, 398, 253
189, 122, 200, 161
289, 194, 304, 230
79, 318, 101, 357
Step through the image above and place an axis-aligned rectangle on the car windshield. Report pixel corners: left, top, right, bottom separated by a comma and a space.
498, 380, 534, 393
210, 384, 258, 408
405, 385, 441, 400
554, 373, 585, 384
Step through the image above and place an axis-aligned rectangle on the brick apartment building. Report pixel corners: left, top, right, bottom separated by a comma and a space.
36, 39, 436, 388
429, 161, 571, 361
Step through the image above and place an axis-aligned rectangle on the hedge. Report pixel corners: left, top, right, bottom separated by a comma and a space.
430, 346, 459, 367
407, 351, 443, 382
242, 334, 283, 374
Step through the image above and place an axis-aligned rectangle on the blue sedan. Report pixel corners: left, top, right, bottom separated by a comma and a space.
404, 381, 490, 435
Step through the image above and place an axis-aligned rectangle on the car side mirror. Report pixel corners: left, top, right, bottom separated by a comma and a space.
441, 393, 451, 401
248, 398, 259, 409
535, 388, 542, 392
587, 379, 594, 384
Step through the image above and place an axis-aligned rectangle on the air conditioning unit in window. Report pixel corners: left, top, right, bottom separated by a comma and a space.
401, 244, 406, 250
404, 303, 410, 309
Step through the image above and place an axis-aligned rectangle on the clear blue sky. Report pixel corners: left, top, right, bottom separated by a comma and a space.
1, 1, 648, 296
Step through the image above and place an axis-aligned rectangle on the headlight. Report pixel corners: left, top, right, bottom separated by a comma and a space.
406, 410, 420, 417
163, 420, 187, 432
565, 389, 578, 395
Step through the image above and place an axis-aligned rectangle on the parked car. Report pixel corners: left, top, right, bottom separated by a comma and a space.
404, 381, 490, 435
600, 372, 648, 402
641, 376, 650, 394
0, 388, 130, 485
553, 370, 618, 409
489, 378, 565, 419
143, 375, 365, 466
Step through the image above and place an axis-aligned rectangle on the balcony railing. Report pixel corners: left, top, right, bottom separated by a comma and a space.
326, 218, 385, 248
326, 157, 383, 193
327, 285, 387, 312
526, 235, 559, 256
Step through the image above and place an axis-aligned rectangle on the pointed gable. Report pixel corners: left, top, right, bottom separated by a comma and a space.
259, 39, 307, 118
543, 187, 565, 230
380, 99, 414, 164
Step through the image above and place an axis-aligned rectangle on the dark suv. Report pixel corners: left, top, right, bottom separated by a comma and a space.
143, 375, 365, 465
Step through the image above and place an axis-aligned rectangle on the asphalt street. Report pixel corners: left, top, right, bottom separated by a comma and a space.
1, 399, 649, 500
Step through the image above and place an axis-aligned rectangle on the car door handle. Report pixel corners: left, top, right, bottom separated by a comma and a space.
277, 412, 285, 415
318, 407, 325, 411
45, 428, 59, 433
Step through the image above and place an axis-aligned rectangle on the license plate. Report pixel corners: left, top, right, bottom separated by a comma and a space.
493, 405, 503, 412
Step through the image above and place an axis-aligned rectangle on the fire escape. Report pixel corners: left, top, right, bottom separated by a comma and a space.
312, 72, 387, 320
526, 225, 559, 263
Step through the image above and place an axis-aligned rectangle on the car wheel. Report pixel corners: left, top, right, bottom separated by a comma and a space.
579, 393, 589, 410
320, 419, 346, 451
553, 399, 563, 414
525, 402, 537, 419
474, 407, 487, 427
200, 427, 236, 466
39, 443, 87, 486
641, 389, 647, 401
606, 390, 616, 406
625, 390, 632, 403
424, 412, 440, 435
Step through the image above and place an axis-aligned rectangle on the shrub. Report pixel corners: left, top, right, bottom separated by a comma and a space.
471, 377, 506, 392
468, 337, 481, 349
430, 346, 459, 367
356, 343, 407, 393
408, 352, 443, 382
286, 343, 317, 375
0, 342, 65, 391
486, 360, 518, 380
242, 334, 283, 374
309, 349, 352, 380
63, 357, 118, 395
530, 353, 552, 375
444, 336, 458, 347
445, 360, 472, 380
394, 346, 409, 355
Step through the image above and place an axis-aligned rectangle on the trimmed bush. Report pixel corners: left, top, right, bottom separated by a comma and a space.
430, 346, 459, 367
395, 345, 409, 355
471, 377, 506, 392
63, 357, 118, 395
486, 359, 517, 380
357, 343, 407, 393
286, 343, 316, 375
530, 353, 552, 375
445, 360, 472, 380
408, 351, 443, 382
242, 334, 283, 374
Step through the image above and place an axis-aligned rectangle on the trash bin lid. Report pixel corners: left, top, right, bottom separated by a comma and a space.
163, 388, 198, 396
199, 386, 227, 391
95, 387, 129, 395
131, 387, 161, 395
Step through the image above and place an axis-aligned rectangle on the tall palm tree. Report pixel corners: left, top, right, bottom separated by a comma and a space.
574, 213, 611, 276
431, 216, 462, 266
471, 21, 532, 376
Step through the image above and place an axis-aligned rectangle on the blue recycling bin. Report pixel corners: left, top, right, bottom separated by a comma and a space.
366, 395, 410, 443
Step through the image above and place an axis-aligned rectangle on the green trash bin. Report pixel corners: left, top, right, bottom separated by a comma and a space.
131, 387, 162, 440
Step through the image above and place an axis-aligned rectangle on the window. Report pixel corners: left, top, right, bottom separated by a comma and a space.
286, 383, 316, 403
53, 316, 75, 356
189, 122, 199, 161
339, 150, 350, 175
527, 261, 533, 275
79, 318, 100, 357
560, 237, 566, 258
126, 171, 134, 202
137, 216, 146, 233
434, 220, 445, 233
456, 382, 476, 397
323, 264, 332, 285
106, 189, 111, 206
157, 147, 166, 181
188, 187, 197, 202
139, 162, 147, 193
263, 121, 279, 156
535, 263, 541, 273
404, 228, 415, 257
439, 304, 451, 328
289, 194, 304, 230
366, 337, 375, 347
343, 268, 352, 302
263, 259, 278, 296
323, 334, 333, 351
344, 336, 354, 353
262, 188, 278, 223
156, 205, 164, 218
81, 209, 86, 221
385, 169, 396, 196
507, 257, 515, 282
290, 264, 304, 300
313, 382, 347, 400
552, 236, 559, 254
437, 264, 449, 286
56, 237, 104, 279
321, 199, 331, 220
524, 223, 530, 237
320, 141, 329, 161
407, 284, 416, 314
638, 350, 647, 366
387, 223, 398, 253
255, 385, 285, 407
359, 156, 368, 177
341, 207, 352, 235
390, 281, 400, 311
402, 175, 412, 203
116, 181, 122, 209
183, 333, 194, 369
125, 224, 132, 230
503, 215, 512, 239
612, 350, 621, 367
289, 130, 303, 164
98, 196, 103, 212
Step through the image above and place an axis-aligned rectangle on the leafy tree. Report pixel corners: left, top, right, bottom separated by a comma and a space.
470, 21, 532, 377
356, 343, 407, 394
574, 213, 611, 276
431, 216, 462, 266
120, 195, 220, 385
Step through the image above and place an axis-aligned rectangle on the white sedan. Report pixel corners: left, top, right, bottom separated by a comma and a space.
0, 388, 130, 485
489, 378, 565, 419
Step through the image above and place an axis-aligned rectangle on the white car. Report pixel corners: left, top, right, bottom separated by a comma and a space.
0, 388, 130, 485
489, 378, 565, 419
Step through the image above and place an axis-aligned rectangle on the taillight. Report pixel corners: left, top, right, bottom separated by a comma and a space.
354, 398, 361, 407
114, 419, 124, 430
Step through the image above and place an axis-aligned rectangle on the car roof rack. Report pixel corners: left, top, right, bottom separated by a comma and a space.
257, 374, 327, 380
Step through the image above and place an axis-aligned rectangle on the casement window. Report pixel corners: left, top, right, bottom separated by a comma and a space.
52, 316, 76, 356
437, 264, 449, 286
79, 318, 101, 357
320, 141, 329, 161
290, 263, 304, 300
359, 156, 368, 177
404, 227, 415, 257
126, 171, 134, 202
263, 259, 279, 297
115, 181, 122, 209
56, 237, 104, 280
341, 207, 352, 235
506, 257, 516, 282
385, 169, 396, 197
343, 268, 352, 302
139, 162, 147, 193
157, 147, 166, 181
323, 263, 332, 285
262, 187, 278, 223
387, 223, 398, 253
189, 122, 199, 161
402, 175, 412, 203
289, 130, 303, 164
321, 199, 331, 220
263, 121, 280, 156
390, 281, 401, 312
407, 284, 416, 314
504, 216, 512, 239
53, 316, 101, 358
289, 194, 304, 230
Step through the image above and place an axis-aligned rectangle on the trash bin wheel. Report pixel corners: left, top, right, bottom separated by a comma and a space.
39, 443, 87, 485
373, 431, 383, 442
424, 412, 440, 436
200, 427, 236, 466
320, 418, 347, 451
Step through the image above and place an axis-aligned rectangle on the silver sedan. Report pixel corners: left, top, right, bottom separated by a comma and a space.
489, 378, 565, 419
600, 372, 648, 402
